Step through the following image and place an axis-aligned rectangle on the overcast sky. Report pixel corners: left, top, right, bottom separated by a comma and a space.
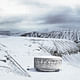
0, 0, 80, 32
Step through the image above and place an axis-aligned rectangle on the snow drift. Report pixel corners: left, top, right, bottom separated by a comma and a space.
0, 36, 80, 80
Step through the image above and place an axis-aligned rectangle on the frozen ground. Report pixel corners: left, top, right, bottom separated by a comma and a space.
0, 36, 80, 80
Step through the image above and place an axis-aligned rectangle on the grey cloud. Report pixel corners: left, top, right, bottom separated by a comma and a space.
0, 16, 25, 25
0, 16, 27, 31
75, 7, 80, 15
37, 7, 80, 24
0, 5, 80, 31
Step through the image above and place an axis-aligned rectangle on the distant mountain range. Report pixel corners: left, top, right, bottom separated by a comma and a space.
0, 30, 80, 42
20, 31, 80, 42
0, 31, 11, 36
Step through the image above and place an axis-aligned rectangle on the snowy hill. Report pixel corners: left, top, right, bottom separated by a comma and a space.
0, 37, 80, 80
0, 37, 78, 56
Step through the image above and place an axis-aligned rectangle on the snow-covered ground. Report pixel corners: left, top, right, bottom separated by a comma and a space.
0, 36, 80, 80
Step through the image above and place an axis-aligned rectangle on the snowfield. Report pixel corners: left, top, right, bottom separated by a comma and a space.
0, 36, 80, 80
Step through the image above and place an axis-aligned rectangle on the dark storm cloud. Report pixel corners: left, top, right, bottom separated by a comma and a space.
37, 7, 80, 24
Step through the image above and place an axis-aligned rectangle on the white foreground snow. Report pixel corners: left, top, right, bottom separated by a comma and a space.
0, 36, 80, 80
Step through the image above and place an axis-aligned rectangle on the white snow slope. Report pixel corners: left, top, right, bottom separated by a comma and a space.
0, 36, 80, 80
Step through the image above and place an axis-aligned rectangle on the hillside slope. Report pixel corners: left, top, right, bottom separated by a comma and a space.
0, 37, 80, 80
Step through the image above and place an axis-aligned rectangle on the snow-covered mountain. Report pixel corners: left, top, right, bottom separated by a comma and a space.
1, 30, 80, 42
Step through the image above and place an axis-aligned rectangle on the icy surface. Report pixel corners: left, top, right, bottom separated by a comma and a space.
0, 37, 80, 80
